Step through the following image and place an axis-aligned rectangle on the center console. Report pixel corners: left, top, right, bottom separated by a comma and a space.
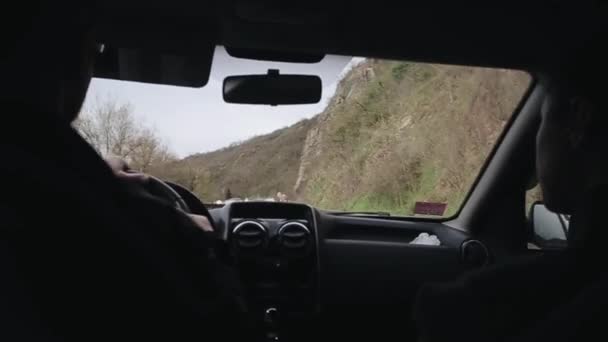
227, 202, 319, 341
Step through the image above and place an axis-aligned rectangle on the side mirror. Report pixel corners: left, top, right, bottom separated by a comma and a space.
528, 202, 569, 249
223, 69, 322, 106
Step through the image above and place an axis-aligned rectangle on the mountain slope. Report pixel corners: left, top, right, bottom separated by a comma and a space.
297, 60, 529, 215
152, 118, 316, 201
154, 59, 530, 215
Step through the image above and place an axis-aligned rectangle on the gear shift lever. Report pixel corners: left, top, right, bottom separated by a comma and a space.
264, 307, 280, 341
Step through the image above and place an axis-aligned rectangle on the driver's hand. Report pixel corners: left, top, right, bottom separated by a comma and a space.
105, 156, 213, 232
188, 215, 214, 232
106, 156, 150, 184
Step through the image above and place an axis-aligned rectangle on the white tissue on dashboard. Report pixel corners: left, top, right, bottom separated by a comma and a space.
410, 232, 441, 246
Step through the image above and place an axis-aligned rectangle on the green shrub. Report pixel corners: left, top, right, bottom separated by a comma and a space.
391, 62, 411, 81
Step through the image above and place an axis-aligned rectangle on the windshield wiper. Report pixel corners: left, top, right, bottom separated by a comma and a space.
330, 211, 391, 217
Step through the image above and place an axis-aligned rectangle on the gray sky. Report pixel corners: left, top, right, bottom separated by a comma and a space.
84, 47, 360, 157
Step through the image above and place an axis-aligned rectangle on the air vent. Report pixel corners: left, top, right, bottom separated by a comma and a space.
232, 221, 268, 252
461, 240, 490, 268
278, 222, 311, 257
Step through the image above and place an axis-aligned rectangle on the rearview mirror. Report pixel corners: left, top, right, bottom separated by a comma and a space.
528, 202, 569, 249
223, 70, 322, 106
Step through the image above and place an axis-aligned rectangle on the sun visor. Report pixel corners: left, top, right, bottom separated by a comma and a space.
94, 43, 214, 88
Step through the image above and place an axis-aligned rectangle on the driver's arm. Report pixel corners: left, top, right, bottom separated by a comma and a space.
104, 157, 252, 338
106, 156, 213, 232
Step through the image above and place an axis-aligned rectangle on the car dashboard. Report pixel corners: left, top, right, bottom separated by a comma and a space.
210, 202, 319, 340
209, 201, 487, 341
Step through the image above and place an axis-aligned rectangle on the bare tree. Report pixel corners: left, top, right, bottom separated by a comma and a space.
128, 128, 176, 172
73, 97, 176, 172
180, 160, 200, 191
148, 159, 200, 192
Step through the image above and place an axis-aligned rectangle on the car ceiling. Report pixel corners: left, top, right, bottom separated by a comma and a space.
94, 0, 607, 72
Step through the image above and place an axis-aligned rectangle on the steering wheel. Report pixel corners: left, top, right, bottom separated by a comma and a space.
131, 173, 217, 232
143, 175, 191, 211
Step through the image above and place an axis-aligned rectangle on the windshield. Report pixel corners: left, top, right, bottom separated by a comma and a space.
78, 47, 531, 217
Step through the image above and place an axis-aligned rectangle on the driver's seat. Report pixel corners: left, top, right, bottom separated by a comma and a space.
0, 240, 51, 341
0, 103, 247, 341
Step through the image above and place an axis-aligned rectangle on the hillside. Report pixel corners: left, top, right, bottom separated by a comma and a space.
153, 118, 316, 201
153, 59, 530, 216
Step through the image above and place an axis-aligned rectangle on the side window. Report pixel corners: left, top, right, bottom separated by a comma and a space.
526, 186, 568, 250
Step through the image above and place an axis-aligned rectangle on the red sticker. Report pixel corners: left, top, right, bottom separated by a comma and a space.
414, 202, 447, 216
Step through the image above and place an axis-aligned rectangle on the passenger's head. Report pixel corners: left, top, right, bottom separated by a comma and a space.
536, 73, 608, 214
2, 3, 96, 124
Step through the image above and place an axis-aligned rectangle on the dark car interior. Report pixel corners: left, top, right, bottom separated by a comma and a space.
3, 1, 608, 341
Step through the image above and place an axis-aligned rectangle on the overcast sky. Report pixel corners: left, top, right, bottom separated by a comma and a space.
84, 47, 360, 157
